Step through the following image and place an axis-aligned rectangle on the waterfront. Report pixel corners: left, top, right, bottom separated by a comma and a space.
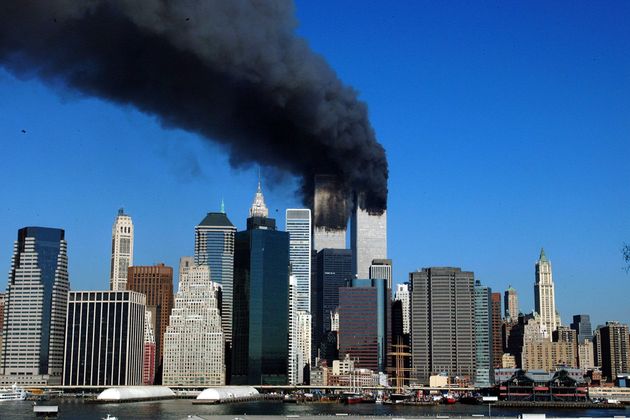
0, 399, 627, 420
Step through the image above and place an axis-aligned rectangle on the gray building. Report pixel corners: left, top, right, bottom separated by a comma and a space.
570, 314, 592, 344
369, 259, 393, 290
410, 267, 475, 384
286, 209, 312, 312
474, 280, 492, 386
63, 291, 146, 386
1, 227, 70, 385
595, 321, 630, 381
351, 194, 387, 279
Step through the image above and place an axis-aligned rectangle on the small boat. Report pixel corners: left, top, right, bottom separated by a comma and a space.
102, 415, 118, 420
459, 395, 481, 405
442, 394, 457, 404
0, 383, 27, 401
342, 393, 363, 404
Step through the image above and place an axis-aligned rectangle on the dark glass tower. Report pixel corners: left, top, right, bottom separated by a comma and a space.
231, 183, 290, 385
570, 314, 593, 344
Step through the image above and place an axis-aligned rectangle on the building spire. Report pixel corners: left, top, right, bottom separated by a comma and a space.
539, 247, 548, 262
249, 178, 268, 218
220, 197, 225, 214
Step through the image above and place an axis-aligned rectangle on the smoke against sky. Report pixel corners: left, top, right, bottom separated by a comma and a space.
0, 0, 388, 226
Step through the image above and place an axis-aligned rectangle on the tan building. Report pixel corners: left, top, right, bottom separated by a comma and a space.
553, 325, 578, 367
127, 263, 174, 371
578, 339, 595, 370
521, 315, 577, 371
502, 353, 517, 369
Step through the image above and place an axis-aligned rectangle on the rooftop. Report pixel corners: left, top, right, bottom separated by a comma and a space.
197, 212, 234, 227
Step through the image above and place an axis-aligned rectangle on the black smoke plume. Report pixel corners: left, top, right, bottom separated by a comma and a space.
0, 1, 388, 226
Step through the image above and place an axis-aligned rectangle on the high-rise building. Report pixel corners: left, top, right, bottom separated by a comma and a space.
570, 315, 593, 344
534, 248, 559, 334
178, 256, 194, 283
194, 208, 236, 343
143, 310, 156, 385
596, 322, 630, 382
553, 325, 578, 367
312, 175, 347, 251
474, 281, 492, 386
288, 276, 311, 385
369, 259, 393, 290
127, 263, 174, 375
286, 209, 312, 312
577, 339, 595, 371
351, 195, 387, 278
0, 293, 4, 359
394, 283, 410, 335
1, 227, 69, 384
110, 209, 134, 291
63, 291, 145, 386
410, 267, 475, 384
491, 293, 503, 369
312, 248, 353, 360
504, 286, 519, 321
162, 265, 225, 386
517, 314, 577, 371
338, 278, 391, 373
232, 182, 290, 385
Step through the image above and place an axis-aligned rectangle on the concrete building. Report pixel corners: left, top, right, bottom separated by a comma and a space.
194, 209, 236, 344
1, 227, 70, 385
232, 182, 290, 385
553, 325, 578, 367
286, 209, 312, 312
535, 248, 559, 334
110, 209, 134, 291
369, 259, 393, 290
502, 353, 517, 369
338, 278, 391, 374
162, 265, 225, 386
288, 276, 312, 385
571, 314, 593, 344
63, 291, 145, 386
504, 286, 519, 321
312, 175, 347, 251
143, 311, 156, 385
474, 281, 492, 386
578, 339, 595, 371
127, 263, 173, 376
519, 316, 577, 372
351, 194, 387, 279
410, 267, 475, 384
491, 292, 504, 369
0, 293, 4, 358
394, 283, 410, 335
596, 322, 630, 382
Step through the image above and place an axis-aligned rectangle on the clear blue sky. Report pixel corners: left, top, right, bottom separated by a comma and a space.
0, 1, 628, 327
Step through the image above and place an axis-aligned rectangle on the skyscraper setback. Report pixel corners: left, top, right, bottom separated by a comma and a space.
534, 248, 559, 334
110, 209, 134, 291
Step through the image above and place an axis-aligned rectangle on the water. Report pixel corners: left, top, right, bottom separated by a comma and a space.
0, 399, 627, 420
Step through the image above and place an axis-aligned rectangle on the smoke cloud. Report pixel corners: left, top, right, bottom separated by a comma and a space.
0, 1, 387, 225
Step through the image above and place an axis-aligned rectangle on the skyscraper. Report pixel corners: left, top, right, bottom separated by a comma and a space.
351, 195, 387, 278
504, 286, 519, 321
0, 293, 4, 359
1, 227, 69, 385
232, 182, 290, 385
474, 281, 492, 387
490, 292, 504, 369
312, 175, 347, 251
596, 322, 630, 382
286, 209, 312, 312
534, 248, 559, 334
63, 291, 145, 386
194, 209, 236, 343
570, 314, 593, 344
288, 276, 311, 385
110, 208, 134, 291
162, 265, 225, 386
369, 258, 393, 290
410, 267, 475, 384
338, 278, 391, 373
143, 310, 156, 385
394, 283, 410, 335
127, 263, 174, 376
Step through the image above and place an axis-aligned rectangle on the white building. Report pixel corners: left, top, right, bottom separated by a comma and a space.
394, 283, 410, 335
578, 339, 595, 371
110, 208, 134, 291
162, 265, 225, 386
286, 209, 312, 312
534, 248, 559, 334
1, 227, 69, 384
351, 196, 387, 279
289, 276, 311, 385
369, 259, 392, 290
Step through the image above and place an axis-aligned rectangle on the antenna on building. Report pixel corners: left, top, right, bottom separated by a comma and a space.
220, 197, 225, 213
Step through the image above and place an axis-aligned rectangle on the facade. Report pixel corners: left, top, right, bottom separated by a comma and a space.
338, 278, 391, 373
232, 183, 290, 385
410, 267, 475, 384
394, 283, 410, 335
110, 209, 134, 291
286, 209, 312, 312
178, 256, 194, 283
1, 227, 69, 384
474, 281, 492, 386
288, 276, 311, 385
553, 325, 578, 367
194, 210, 236, 343
312, 248, 353, 360
504, 286, 519, 321
597, 322, 630, 381
127, 263, 174, 373
369, 259, 393, 290
491, 292, 504, 369
519, 316, 577, 371
570, 314, 593, 344
63, 291, 145, 386
143, 311, 156, 385
0, 293, 4, 358
578, 339, 595, 371
534, 248, 559, 334
351, 195, 387, 279
162, 265, 225, 386
312, 175, 347, 251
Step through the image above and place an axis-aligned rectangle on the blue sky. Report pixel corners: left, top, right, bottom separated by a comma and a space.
0, 1, 628, 327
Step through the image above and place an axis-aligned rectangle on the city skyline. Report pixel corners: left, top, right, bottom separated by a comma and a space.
1, 1, 629, 328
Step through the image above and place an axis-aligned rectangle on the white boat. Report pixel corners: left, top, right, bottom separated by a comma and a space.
0, 383, 27, 401
102, 415, 118, 420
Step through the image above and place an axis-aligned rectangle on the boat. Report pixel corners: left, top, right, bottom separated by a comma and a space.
0, 383, 27, 401
442, 394, 457, 404
459, 395, 481, 405
341, 393, 363, 404
102, 415, 118, 420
